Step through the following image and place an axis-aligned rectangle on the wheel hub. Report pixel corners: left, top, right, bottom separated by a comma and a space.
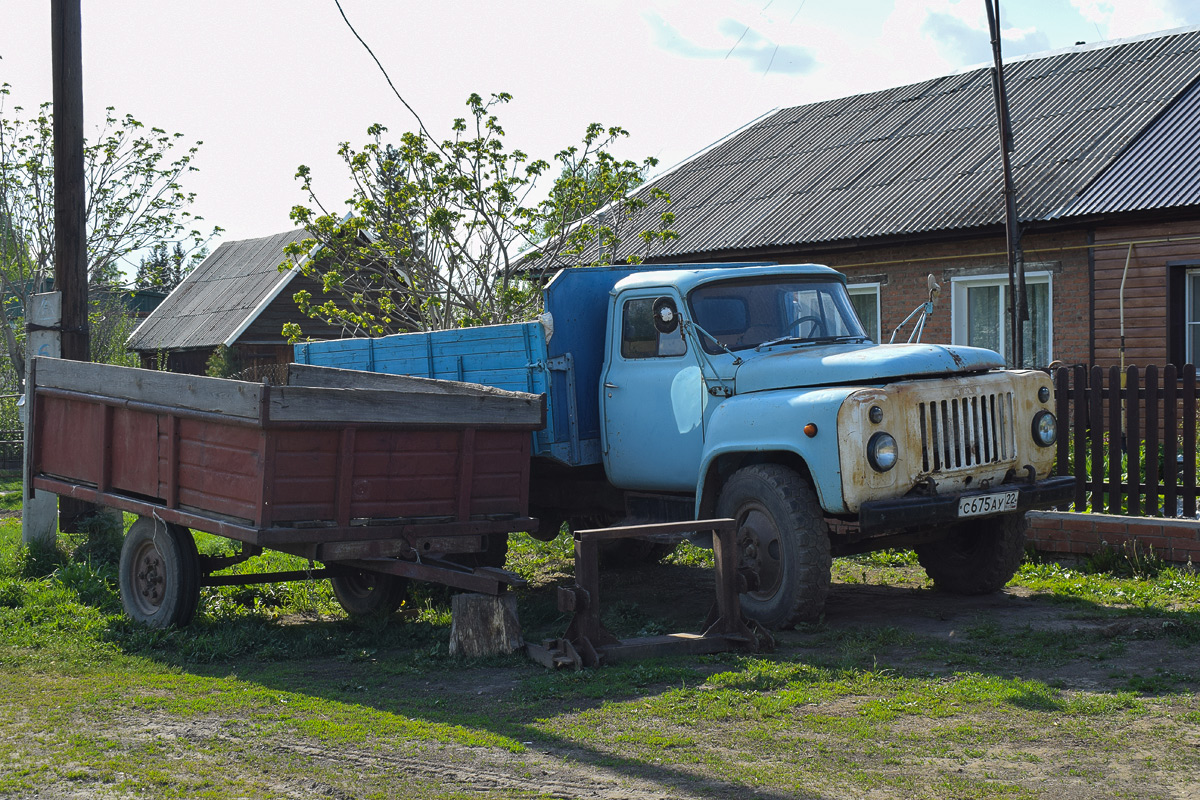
132, 543, 165, 611
738, 508, 784, 600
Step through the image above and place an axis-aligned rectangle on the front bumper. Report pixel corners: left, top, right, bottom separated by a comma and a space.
858, 475, 1077, 535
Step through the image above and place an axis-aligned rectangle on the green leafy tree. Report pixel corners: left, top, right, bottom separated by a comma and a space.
282, 93, 675, 340
0, 82, 218, 386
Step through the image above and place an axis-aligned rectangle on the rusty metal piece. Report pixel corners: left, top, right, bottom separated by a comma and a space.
533, 518, 767, 669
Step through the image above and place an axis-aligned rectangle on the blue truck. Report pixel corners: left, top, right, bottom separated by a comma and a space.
296, 262, 1075, 628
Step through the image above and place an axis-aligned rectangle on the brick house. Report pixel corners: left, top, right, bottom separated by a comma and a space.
594, 27, 1200, 372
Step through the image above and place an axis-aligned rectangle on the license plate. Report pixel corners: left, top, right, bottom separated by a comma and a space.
957, 490, 1018, 518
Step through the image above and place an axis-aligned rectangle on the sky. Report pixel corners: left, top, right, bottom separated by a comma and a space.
2, 0, 1198, 266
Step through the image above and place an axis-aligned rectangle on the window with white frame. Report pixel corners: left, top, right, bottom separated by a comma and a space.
1187, 269, 1200, 364
950, 271, 1052, 367
848, 283, 881, 342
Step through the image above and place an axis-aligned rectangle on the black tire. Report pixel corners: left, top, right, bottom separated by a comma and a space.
716, 464, 832, 629
528, 511, 565, 542
915, 512, 1028, 594
331, 570, 409, 617
118, 516, 201, 628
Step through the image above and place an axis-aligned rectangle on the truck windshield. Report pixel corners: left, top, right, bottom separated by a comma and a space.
688, 277, 868, 353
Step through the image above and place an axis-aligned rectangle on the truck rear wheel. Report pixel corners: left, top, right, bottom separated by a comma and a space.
331, 570, 409, 617
717, 464, 831, 629
119, 517, 201, 628
915, 512, 1028, 594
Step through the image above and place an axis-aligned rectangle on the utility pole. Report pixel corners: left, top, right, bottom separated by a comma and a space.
985, 0, 1027, 368
52, 0, 92, 532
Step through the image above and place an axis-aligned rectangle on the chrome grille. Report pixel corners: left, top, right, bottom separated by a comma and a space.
919, 391, 1014, 472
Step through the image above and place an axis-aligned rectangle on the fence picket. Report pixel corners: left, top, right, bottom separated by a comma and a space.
1072, 365, 1087, 512
1090, 366, 1105, 514
1126, 366, 1141, 517
1145, 365, 1160, 517
1165, 364, 1179, 518
1185, 366, 1196, 518
1108, 366, 1122, 514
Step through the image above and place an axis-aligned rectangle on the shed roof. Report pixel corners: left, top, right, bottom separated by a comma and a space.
127, 229, 311, 352
603, 27, 1200, 262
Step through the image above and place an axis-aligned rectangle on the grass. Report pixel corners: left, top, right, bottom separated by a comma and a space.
0, 517, 1198, 798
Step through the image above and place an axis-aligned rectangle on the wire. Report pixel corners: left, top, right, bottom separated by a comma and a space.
726, 26, 750, 59
333, 1, 434, 146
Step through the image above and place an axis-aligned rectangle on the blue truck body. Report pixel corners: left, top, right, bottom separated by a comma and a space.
295, 263, 770, 467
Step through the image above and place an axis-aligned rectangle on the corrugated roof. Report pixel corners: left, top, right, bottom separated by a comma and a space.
127, 229, 309, 352
1057, 72, 1200, 216
603, 27, 1200, 262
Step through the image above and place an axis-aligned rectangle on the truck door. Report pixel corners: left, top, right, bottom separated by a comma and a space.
601, 291, 705, 491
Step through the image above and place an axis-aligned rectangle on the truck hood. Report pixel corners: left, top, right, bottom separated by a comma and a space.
733, 342, 1005, 393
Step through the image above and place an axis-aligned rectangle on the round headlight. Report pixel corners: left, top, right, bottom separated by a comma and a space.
867, 432, 898, 472
1032, 410, 1056, 447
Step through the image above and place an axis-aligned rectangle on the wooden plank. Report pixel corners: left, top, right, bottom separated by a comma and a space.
1108, 366, 1121, 514
267, 384, 544, 428
1184, 366, 1196, 518
1165, 364, 1178, 517
457, 429, 476, 521
34, 357, 263, 419
1090, 366, 1104, 514
1072, 366, 1087, 511
1126, 366, 1141, 517
1145, 365, 1159, 516
335, 427, 356, 528
287, 362, 537, 401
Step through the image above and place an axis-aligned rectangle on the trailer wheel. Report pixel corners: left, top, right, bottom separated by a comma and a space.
915, 512, 1028, 594
331, 570, 408, 617
119, 516, 201, 628
717, 464, 831, 629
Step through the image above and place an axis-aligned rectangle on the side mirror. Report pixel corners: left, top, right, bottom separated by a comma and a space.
652, 296, 679, 334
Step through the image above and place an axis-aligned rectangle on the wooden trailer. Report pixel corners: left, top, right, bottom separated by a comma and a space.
27, 357, 544, 628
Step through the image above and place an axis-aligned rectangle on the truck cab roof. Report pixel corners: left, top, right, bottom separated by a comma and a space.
609, 263, 845, 296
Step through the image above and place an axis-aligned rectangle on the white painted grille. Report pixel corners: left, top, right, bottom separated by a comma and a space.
919, 391, 1015, 473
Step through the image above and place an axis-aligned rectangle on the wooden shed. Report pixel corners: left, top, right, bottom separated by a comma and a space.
126, 229, 347, 375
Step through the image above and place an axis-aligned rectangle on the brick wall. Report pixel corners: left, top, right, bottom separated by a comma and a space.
759, 229, 1094, 368
1027, 510, 1200, 564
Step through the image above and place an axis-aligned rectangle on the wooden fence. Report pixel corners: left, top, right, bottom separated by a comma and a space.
1053, 364, 1199, 518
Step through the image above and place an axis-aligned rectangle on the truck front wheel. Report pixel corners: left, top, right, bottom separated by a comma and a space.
717, 464, 831, 629
915, 512, 1028, 594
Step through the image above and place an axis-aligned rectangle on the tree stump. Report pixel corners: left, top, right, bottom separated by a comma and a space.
449, 593, 523, 658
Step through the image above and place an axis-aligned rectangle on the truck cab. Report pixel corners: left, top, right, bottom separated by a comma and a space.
598, 264, 1073, 627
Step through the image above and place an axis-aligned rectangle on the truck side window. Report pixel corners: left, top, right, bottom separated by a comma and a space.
621, 298, 687, 358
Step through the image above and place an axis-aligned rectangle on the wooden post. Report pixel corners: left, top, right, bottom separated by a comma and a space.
22, 294, 61, 546
52, 0, 92, 533
448, 593, 522, 658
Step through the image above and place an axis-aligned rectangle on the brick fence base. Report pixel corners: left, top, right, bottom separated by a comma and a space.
1027, 511, 1200, 564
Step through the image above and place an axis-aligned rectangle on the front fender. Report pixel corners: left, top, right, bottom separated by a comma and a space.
696, 387, 854, 516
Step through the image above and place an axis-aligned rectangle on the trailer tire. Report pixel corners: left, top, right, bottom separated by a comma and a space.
915, 512, 1028, 594
717, 464, 831, 629
331, 571, 409, 618
119, 516, 201, 629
